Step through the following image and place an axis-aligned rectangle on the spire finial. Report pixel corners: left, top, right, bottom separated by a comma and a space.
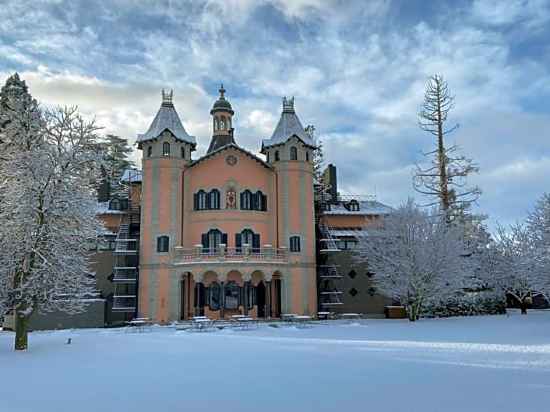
162, 89, 173, 106
219, 83, 226, 99
282, 96, 295, 113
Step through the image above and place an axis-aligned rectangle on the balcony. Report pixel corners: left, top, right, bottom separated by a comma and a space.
172, 244, 288, 265
114, 239, 138, 254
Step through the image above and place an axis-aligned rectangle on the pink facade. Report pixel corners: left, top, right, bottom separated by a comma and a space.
137, 88, 317, 323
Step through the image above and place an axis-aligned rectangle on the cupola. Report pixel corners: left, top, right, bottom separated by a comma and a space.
207, 84, 236, 153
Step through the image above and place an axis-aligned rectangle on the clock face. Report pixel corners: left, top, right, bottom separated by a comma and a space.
226, 155, 238, 166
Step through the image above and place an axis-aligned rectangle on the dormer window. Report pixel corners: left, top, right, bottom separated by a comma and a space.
147, 146, 152, 157
181, 147, 185, 159
275, 151, 280, 161
163, 142, 170, 156
349, 200, 360, 211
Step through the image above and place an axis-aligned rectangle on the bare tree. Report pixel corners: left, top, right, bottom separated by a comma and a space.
0, 105, 102, 350
355, 199, 467, 321
525, 193, 550, 301
414, 74, 481, 221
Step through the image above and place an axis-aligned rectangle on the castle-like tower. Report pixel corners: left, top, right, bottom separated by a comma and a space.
136, 88, 317, 323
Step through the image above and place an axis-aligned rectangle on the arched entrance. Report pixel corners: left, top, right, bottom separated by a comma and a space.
256, 281, 266, 318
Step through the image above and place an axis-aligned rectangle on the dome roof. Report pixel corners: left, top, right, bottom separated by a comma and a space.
210, 84, 234, 115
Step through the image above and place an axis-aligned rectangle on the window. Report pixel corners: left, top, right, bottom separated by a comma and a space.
194, 190, 207, 210
201, 229, 226, 253
214, 118, 219, 131
306, 151, 309, 162
157, 236, 169, 253
266, 152, 270, 162
349, 288, 358, 297
163, 142, 170, 156
348, 200, 360, 211
147, 146, 152, 157
224, 281, 240, 309
289, 236, 301, 252
275, 151, 280, 161
110, 199, 120, 211
208, 282, 221, 310
348, 270, 357, 279
220, 116, 225, 130
290, 146, 298, 160
181, 147, 185, 159
236, 229, 260, 253
240, 190, 253, 210
209, 189, 220, 209
254, 191, 267, 211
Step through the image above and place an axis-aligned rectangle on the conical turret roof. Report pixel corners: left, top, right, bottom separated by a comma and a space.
137, 90, 196, 148
261, 97, 315, 150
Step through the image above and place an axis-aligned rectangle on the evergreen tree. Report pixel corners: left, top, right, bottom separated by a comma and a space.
413, 74, 481, 222
97, 134, 135, 199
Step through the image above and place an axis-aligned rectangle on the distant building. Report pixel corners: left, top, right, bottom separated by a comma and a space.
316, 165, 394, 316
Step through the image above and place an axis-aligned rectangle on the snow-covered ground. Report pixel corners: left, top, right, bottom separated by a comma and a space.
2, 310, 550, 412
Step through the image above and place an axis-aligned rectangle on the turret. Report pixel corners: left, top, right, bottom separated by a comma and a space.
136, 90, 196, 322
207, 84, 236, 153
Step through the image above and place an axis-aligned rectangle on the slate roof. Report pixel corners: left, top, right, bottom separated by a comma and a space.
262, 97, 316, 150
120, 169, 142, 183
137, 100, 196, 147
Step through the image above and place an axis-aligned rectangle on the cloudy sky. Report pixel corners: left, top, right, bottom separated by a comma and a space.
1, 0, 549, 229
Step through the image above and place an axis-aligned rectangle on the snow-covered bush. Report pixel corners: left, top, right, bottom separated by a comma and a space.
355, 200, 468, 321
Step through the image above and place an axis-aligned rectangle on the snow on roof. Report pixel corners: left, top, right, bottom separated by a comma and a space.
120, 169, 142, 183
324, 200, 393, 216
262, 97, 315, 150
137, 98, 196, 147
327, 229, 364, 237
96, 202, 125, 215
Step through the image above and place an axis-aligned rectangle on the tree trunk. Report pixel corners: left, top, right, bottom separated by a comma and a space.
520, 302, 528, 315
407, 303, 419, 322
14, 311, 29, 351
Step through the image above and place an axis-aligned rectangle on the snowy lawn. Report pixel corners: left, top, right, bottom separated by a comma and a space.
2, 310, 550, 412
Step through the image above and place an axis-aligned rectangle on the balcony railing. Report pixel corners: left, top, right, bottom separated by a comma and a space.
112, 295, 137, 312
172, 244, 288, 265
113, 267, 138, 283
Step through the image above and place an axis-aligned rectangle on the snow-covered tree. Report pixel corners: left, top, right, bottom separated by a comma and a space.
413, 74, 481, 222
487, 224, 545, 314
0, 102, 102, 350
526, 193, 550, 300
355, 200, 467, 321
0, 73, 42, 153
97, 134, 135, 199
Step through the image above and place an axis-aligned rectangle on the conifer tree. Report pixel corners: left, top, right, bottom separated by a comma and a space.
414, 74, 481, 222
97, 134, 135, 199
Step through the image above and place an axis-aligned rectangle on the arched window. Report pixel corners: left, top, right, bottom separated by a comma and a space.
110, 199, 120, 211
157, 235, 169, 253
236, 229, 260, 253
349, 200, 360, 211
255, 191, 267, 211
227, 117, 232, 129
209, 189, 220, 209
181, 146, 185, 159
201, 229, 226, 253
240, 190, 253, 210
289, 236, 301, 252
305, 151, 309, 162
266, 152, 270, 162
224, 281, 240, 309
219, 116, 225, 130
214, 117, 219, 131
195, 190, 207, 210
147, 146, 152, 157
163, 142, 170, 156
290, 146, 298, 160
275, 151, 280, 161
208, 282, 221, 310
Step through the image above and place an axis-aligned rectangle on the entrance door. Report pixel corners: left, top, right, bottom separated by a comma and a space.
180, 279, 186, 320
256, 281, 266, 318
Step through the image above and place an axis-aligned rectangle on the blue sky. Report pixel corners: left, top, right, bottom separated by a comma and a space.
1, 0, 549, 229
